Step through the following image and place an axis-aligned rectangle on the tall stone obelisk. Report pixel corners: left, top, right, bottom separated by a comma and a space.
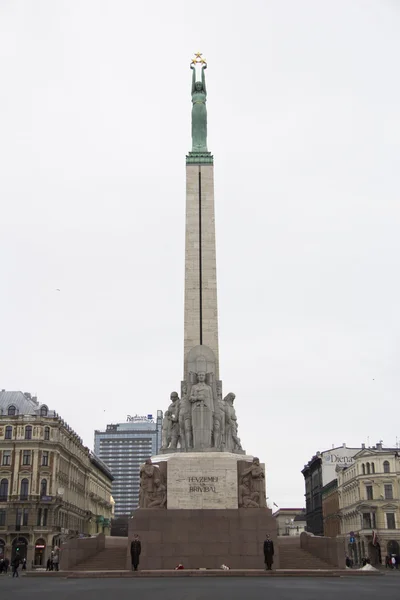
129, 56, 278, 571
184, 54, 219, 379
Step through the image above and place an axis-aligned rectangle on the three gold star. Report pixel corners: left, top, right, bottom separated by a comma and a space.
191, 52, 207, 66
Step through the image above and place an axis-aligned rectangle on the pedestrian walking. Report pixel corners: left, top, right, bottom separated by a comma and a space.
263, 533, 274, 571
22, 558, 27, 571
130, 534, 142, 571
385, 555, 391, 568
0, 558, 4, 574
46, 557, 52, 571
52, 549, 59, 572
12, 555, 20, 578
391, 556, 396, 569
4, 557, 9, 574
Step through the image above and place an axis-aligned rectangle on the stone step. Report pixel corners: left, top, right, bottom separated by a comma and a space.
278, 547, 334, 570
73, 548, 127, 571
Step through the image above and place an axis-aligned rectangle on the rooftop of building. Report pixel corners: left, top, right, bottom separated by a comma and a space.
0, 389, 57, 417
95, 417, 161, 435
0, 389, 113, 481
273, 508, 305, 517
302, 443, 364, 473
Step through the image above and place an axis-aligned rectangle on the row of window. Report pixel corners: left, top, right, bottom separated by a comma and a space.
5, 405, 48, 417
0, 478, 48, 501
0, 507, 49, 528
365, 483, 393, 501
363, 511, 396, 529
4, 425, 50, 440
362, 461, 391, 475
2, 450, 49, 467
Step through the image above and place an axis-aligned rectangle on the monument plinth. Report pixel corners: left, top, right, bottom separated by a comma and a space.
129, 54, 278, 570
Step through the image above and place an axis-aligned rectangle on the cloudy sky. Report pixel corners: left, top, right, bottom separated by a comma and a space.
1, 0, 399, 507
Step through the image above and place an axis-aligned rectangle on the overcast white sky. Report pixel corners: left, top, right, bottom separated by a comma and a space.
1, 0, 399, 508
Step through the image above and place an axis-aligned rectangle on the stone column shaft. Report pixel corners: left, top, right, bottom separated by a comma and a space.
184, 163, 219, 378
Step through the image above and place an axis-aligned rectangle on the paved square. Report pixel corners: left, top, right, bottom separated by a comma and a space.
0, 576, 398, 600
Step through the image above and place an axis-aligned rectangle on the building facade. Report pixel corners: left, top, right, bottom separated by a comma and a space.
94, 413, 162, 517
302, 444, 361, 535
0, 391, 113, 567
338, 443, 400, 565
322, 479, 340, 537
273, 508, 307, 536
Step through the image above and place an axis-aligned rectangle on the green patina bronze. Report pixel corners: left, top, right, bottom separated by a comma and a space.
191, 64, 208, 152
186, 60, 213, 165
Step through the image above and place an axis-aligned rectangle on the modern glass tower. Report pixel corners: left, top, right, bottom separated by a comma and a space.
94, 412, 162, 517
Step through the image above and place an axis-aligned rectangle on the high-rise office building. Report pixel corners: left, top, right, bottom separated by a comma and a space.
94, 412, 162, 517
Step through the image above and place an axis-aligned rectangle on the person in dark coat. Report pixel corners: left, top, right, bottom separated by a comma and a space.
264, 534, 274, 570
130, 534, 142, 571
4, 557, 9, 573
12, 555, 20, 578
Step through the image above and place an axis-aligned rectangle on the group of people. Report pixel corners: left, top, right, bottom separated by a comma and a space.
385, 554, 399, 569
46, 548, 60, 571
0, 555, 26, 577
0, 557, 10, 574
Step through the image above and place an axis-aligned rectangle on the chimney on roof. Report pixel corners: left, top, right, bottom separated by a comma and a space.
342, 443, 346, 448
362, 443, 365, 450
24, 393, 31, 399
376, 442, 383, 451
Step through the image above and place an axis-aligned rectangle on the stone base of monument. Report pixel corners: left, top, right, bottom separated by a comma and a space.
131, 452, 278, 570
128, 508, 279, 570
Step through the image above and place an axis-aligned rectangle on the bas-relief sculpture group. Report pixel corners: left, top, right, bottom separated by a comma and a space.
161, 385, 243, 454
138, 343, 266, 510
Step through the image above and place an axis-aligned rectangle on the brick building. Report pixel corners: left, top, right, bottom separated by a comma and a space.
322, 478, 340, 537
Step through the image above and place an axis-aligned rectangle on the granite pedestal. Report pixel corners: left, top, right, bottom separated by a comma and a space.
128, 508, 278, 570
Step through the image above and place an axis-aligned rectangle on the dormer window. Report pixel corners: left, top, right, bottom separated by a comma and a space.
40, 405, 48, 417
7, 405, 16, 416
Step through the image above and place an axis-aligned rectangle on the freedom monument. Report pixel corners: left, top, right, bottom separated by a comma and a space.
128, 54, 278, 569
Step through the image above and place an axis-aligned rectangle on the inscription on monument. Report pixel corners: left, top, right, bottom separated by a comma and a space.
166, 454, 239, 509
188, 476, 218, 493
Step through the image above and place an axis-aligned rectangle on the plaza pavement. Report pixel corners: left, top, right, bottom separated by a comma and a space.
0, 576, 399, 600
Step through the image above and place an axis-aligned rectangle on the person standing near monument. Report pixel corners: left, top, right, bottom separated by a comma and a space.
130, 534, 142, 571
264, 534, 274, 570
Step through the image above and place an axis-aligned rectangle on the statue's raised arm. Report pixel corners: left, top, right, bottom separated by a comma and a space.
201, 64, 207, 95
190, 63, 196, 94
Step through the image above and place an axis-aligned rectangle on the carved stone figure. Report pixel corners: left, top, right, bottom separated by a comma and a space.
160, 345, 244, 454
190, 372, 214, 450
161, 410, 172, 450
238, 475, 260, 508
179, 383, 192, 450
190, 62, 208, 152
139, 459, 158, 508
139, 459, 167, 509
167, 392, 180, 449
240, 458, 266, 507
212, 399, 225, 450
224, 393, 243, 452
147, 479, 167, 508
